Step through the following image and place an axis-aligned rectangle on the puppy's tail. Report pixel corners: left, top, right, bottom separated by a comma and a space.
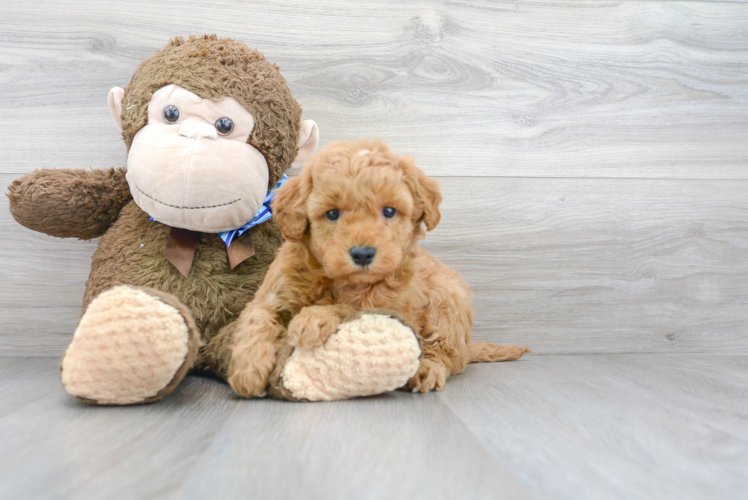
468, 342, 531, 363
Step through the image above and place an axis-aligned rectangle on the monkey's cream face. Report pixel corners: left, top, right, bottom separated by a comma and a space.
124, 85, 269, 232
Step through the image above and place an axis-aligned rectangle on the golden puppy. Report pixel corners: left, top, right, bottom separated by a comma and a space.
228, 139, 529, 398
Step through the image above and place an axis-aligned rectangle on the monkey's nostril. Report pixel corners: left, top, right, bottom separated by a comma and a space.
349, 246, 376, 267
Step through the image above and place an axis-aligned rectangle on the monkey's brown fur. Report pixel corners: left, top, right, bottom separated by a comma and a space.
7, 35, 301, 385
122, 34, 301, 189
8, 168, 132, 240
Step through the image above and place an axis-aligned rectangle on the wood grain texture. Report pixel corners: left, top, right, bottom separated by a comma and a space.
443, 354, 748, 500
0, 355, 745, 500
0, 1, 747, 178
429, 177, 748, 354
0, 358, 237, 500
0, 307, 83, 357
2, 173, 746, 356
179, 386, 531, 500
0, 3, 746, 498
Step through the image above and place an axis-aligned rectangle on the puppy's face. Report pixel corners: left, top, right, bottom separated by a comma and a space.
305, 155, 415, 283
273, 140, 441, 284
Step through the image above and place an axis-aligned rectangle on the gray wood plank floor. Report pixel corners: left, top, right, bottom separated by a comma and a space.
1, 355, 745, 500
2, 1, 748, 179
1, 1, 747, 499
2, 0, 747, 356
3, 174, 747, 356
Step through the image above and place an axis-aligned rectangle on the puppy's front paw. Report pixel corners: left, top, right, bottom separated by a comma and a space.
408, 359, 448, 393
228, 340, 276, 398
287, 306, 342, 348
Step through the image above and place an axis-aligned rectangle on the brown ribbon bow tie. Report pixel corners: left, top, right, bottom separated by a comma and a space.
163, 227, 256, 278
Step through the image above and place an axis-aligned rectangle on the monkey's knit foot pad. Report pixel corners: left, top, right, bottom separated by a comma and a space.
281, 313, 422, 401
60, 285, 200, 405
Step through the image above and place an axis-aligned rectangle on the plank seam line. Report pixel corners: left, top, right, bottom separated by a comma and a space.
427, 176, 748, 182
3, 173, 748, 182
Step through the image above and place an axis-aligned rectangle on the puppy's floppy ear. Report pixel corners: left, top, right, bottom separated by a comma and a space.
400, 156, 442, 231
272, 172, 311, 241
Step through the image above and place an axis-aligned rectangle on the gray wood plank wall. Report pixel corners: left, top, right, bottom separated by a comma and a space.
1, 0, 746, 356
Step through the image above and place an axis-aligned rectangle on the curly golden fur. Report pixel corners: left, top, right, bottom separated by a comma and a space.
228, 139, 530, 398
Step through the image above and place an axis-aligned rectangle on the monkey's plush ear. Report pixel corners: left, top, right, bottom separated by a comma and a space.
291, 120, 319, 170
272, 173, 311, 241
107, 87, 126, 132
400, 156, 442, 231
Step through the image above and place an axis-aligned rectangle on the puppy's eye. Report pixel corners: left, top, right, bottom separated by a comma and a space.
215, 117, 234, 136
383, 207, 397, 219
163, 105, 180, 124
325, 209, 340, 221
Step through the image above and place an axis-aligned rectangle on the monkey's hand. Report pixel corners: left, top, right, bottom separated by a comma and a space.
7, 168, 132, 239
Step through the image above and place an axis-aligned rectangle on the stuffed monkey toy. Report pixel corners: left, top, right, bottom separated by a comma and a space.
7, 35, 421, 404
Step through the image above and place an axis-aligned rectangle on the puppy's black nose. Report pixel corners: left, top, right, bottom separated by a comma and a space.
350, 246, 376, 266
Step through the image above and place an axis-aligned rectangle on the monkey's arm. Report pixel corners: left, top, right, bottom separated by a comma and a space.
7, 168, 132, 240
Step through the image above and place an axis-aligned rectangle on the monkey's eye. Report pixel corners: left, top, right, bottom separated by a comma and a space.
325, 209, 340, 222
215, 117, 234, 136
163, 105, 180, 124
383, 207, 397, 219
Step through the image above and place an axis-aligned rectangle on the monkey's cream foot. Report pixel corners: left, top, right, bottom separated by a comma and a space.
270, 311, 421, 402
60, 285, 201, 405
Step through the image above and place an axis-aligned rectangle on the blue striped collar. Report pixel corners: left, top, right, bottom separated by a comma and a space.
217, 174, 288, 247
150, 174, 288, 247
